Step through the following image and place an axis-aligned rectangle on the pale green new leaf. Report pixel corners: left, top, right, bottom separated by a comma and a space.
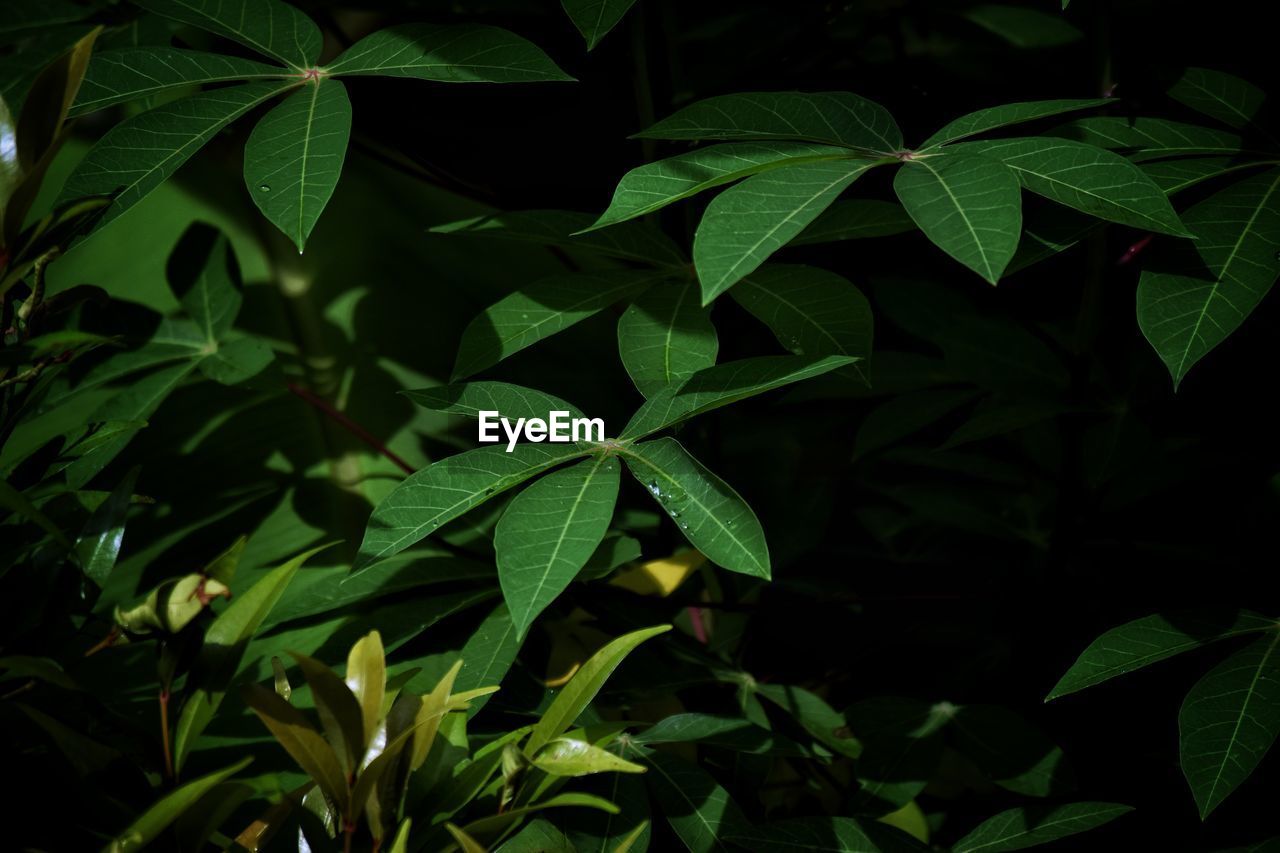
617, 281, 718, 398
525, 624, 671, 755
133, 0, 322, 68
591, 142, 855, 229
562, 0, 640, 50
325, 24, 572, 83
620, 438, 769, 579
101, 758, 253, 853
406, 381, 585, 421
953, 802, 1133, 853
61, 82, 293, 234
1180, 632, 1280, 818
452, 270, 662, 379
732, 264, 872, 384
354, 443, 592, 571
893, 152, 1022, 284
242, 684, 349, 811
693, 158, 883, 301
1137, 169, 1280, 388
69, 48, 284, 117
1052, 117, 1243, 160
644, 751, 749, 853
958, 136, 1189, 235
244, 78, 351, 252
1048, 611, 1275, 700
921, 98, 1111, 148
1169, 67, 1265, 130
621, 353, 857, 439
496, 455, 621, 638
791, 199, 916, 245
636, 91, 903, 153
533, 737, 647, 776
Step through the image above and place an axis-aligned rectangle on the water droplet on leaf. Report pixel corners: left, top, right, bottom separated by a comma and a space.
258, 184, 271, 192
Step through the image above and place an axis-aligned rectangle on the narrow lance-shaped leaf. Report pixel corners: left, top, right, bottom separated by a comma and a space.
921, 97, 1112, 148
1180, 631, 1280, 819
590, 142, 855, 229
621, 353, 857, 440
1051, 117, 1243, 161
325, 24, 572, 83
893, 151, 1022, 284
244, 78, 351, 252
1137, 168, 1280, 388
496, 455, 621, 639
636, 91, 903, 153
693, 158, 884, 302
101, 758, 253, 853
732, 264, 872, 384
1047, 611, 1276, 700
354, 443, 592, 572
620, 438, 770, 579
533, 737, 647, 776
1142, 158, 1266, 195
952, 802, 1134, 853
453, 270, 662, 380
405, 381, 584, 421
74, 466, 139, 587
291, 652, 368, 776
617, 281, 719, 398
133, 0, 322, 68
562, 0, 640, 50
345, 631, 386, 761
958, 136, 1190, 235
70, 48, 285, 117
1169, 67, 1266, 130
433, 209, 685, 266
525, 624, 671, 755
60, 82, 294, 235
242, 684, 349, 812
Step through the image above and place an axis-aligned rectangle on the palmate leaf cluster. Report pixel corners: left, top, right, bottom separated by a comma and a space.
2, 0, 1279, 851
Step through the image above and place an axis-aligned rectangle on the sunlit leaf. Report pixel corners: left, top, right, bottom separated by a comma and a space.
533, 737, 647, 776
242, 683, 349, 811
133, 0, 323, 68
74, 465, 138, 586
346, 630, 387, 757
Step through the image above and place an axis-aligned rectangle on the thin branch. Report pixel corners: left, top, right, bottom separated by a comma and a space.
286, 382, 416, 476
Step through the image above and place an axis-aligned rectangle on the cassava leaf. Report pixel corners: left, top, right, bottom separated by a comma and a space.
496, 455, 621, 638
791, 199, 916, 245
70, 48, 284, 117
921, 98, 1112, 148
1051, 117, 1243, 160
1169, 67, 1265, 130
325, 24, 572, 83
243, 78, 352, 252
964, 4, 1082, 48
405, 381, 585, 421
644, 751, 749, 853
952, 802, 1133, 853
562, 0, 640, 50
893, 151, 1022, 284
620, 438, 770, 578
132, 0, 322, 68
617, 280, 719, 398
432, 209, 684, 266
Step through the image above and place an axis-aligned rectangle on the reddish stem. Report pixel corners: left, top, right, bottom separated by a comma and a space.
287, 382, 415, 476
687, 605, 709, 644
1117, 233, 1154, 265
159, 688, 174, 781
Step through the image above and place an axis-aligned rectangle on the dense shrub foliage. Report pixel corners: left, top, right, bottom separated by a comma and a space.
2, 0, 1277, 850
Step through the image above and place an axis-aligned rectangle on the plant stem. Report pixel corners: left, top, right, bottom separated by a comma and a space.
159, 687, 174, 781
343, 821, 355, 853
286, 381, 416, 476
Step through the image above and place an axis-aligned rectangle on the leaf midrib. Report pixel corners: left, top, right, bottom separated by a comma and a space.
1199, 630, 1280, 812
913, 158, 997, 281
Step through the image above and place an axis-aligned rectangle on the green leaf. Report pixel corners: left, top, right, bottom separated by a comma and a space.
694, 158, 883, 301
591, 142, 855, 229
951, 705, 1069, 797
1048, 611, 1276, 700
620, 438, 769, 579
1052, 117, 1243, 160
1180, 631, 1280, 818
242, 683, 349, 811
1137, 169, 1280, 388
455, 603, 524, 718
1142, 158, 1266, 195
60, 82, 293, 234
0, 478, 73, 550
952, 802, 1133, 853
724, 817, 904, 852
964, 4, 1082, 48
756, 683, 861, 758
132, 0, 322, 68
732, 264, 872, 384
432, 209, 684, 266
167, 224, 244, 342
173, 545, 326, 771
405, 381, 585, 421
791, 199, 916, 245
74, 466, 138, 587
621, 354, 857, 440
922, 98, 1112, 148
635, 713, 780, 752
243, 78, 351, 252
1169, 67, 1265, 130
198, 336, 275, 385
565, 772, 650, 852
635, 92, 903, 153
290, 651, 368, 774
562, 0, 640, 50
956, 137, 1189, 235
69, 48, 285, 117
525, 624, 671, 755
617, 281, 719, 398
496, 455, 621, 638
355, 443, 592, 571
644, 751, 749, 853
453, 270, 662, 379
893, 152, 1022, 284
499, 818, 576, 852
101, 757, 252, 853
325, 24, 572, 82
533, 737, 647, 776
